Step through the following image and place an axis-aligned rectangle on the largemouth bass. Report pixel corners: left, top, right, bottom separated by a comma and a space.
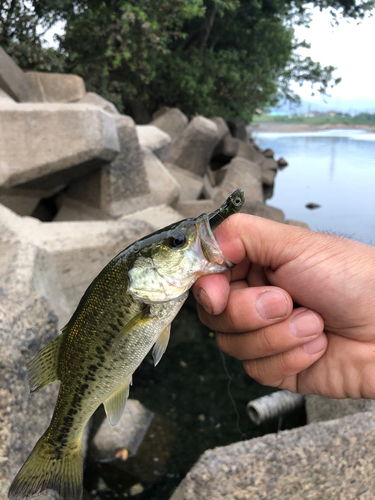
9, 189, 245, 500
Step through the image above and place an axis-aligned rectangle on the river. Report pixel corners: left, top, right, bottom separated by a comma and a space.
253, 129, 375, 245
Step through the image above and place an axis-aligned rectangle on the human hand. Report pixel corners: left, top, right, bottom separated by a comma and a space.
193, 214, 375, 399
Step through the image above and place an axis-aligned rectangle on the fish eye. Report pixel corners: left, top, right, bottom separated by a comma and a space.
168, 231, 186, 249
233, 197, 242, 206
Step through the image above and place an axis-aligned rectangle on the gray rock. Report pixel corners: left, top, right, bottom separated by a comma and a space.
211, 136, 240, 169
0, 287, 59, 500
210, 117, 230, 142
262, 148, 275, 158
226, 118, 248, 142
25, 72, 86, 103
285, 219, 310, 229
143, 150, 180, 207
171, 411, 375, 500
211, 157, 263, 206
0, 103, 120, 190
75, 92, 119, 114
65, 114, 150, 218
0, 188, 41, 216
137, 125, 171, 162
151, 108, 188, 142
91, 400, 154, 461
306, 395, 375, 424
243, 201, 285, 223
120, 205, 183, 232
236, 141, 264, 164
278, 157, 288, 168
260, 158, 278, 187
0, 47, 42, 102
167, 116, 218, 177
176, 199, 217, 219
167, 165, 204, 203
0, 89, 15, 102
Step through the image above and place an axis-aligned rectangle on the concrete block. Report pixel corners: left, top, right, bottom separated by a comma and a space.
76, 92, 119, 114
0, 188, 41, 216
243, 201, 285, 223
0, 103, 120, 190
176, 199, 217, 219
236, 141, 264, 164
0, 88, 15, 101
0, 47, 42, 102
261, 158, 279, 186
167, 165, 203, 202
170, 411, 375, 500
212, 157, 263, 205
226, 117, 248, 142
306, 395, 375, 424
91, 400, 154, 461
167, 116, 218, 177
121, 204, 183, 231
210, 117, 230, 142
285, 219, 310, 229
143, 150, 180, 207
151, 107, 188, 142
137, 125, 171, 162
65, 115, 151, 218
25, 72, 86, 103
211, 136, 240, 169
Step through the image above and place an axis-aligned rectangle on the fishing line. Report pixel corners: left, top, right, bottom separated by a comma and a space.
215, 331, 246, 439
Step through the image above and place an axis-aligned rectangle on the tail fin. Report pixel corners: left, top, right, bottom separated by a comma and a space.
8, 432, 83, 500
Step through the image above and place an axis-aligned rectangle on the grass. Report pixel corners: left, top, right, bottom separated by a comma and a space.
252, 113, 375, 126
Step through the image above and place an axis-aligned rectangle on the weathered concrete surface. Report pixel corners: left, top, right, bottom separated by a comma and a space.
167, 165, 203, 203
0, 203, 154, 327
151, 107, 188, 142
0, 89, 14, 101
0, 47, 42, 102
286, 219, 310, 229
0, 288, 59, 500
91, 400, 155, 461
243, 201, 285, 223
0, 188, 41, 216
176, 199, 217, 219
137, 125, 171, 162
209, 157, 263, 205
260, 158, 279, 186
0, 103, 120, 190
167, 116, 218, 177
171, 411, 375, 500
306, 395, 375, 424
143, 150, 180, 207
226, 117, 248, 142
121, 205, 183, 232
76, 92, 119, 114
211, 117, 230, 142
65, 114, 150, 218
25, 72, 86, 103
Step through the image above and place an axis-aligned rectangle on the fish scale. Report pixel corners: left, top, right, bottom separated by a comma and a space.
8, 189, 245, 500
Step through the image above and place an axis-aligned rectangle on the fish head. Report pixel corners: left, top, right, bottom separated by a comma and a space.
128, 212, 233, 304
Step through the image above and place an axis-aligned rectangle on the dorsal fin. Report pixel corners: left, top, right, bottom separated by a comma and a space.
104, 377, 132, 427
28, 333, 66, 392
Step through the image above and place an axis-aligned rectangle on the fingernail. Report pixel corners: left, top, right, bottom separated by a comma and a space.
197, 289, 213, 314
303, 334, 326, 354
256, 290, 288, 320
290, 310, 320, 338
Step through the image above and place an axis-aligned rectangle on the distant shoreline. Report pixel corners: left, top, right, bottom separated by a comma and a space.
247, 123, 375, 133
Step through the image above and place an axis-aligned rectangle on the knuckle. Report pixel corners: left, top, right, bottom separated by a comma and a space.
216, 332, 234, 357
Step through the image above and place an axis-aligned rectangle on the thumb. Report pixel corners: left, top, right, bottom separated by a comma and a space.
214, 213, 317, 270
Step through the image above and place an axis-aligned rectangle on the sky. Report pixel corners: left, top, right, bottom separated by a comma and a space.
289, 6, 375, 112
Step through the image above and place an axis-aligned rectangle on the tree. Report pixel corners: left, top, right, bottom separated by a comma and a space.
1, 1, 374, 122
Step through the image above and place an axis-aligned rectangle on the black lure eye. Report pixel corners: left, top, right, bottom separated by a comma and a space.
233, 197, 242, 206
168, 231, 186, 249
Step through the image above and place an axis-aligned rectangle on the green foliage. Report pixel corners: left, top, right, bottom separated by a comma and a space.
1, 0, 374, 121
253, 112, 375, 126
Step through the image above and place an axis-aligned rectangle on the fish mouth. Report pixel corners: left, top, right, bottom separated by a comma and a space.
196, 214, 233, 270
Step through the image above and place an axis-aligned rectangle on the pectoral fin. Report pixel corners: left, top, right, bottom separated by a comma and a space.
28, 332, 66, 392
104, 377, 132, 427
152, 324, 171, 366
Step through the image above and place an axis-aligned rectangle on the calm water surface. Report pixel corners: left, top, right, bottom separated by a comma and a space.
254, 129, 375, 245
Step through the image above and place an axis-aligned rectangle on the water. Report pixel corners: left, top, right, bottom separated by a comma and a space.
254, 129, 375, 245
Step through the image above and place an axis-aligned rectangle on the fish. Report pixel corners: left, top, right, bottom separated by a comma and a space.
8, 188, 245, 500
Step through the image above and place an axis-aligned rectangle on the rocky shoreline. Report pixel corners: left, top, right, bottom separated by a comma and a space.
1, 45, 375, 500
